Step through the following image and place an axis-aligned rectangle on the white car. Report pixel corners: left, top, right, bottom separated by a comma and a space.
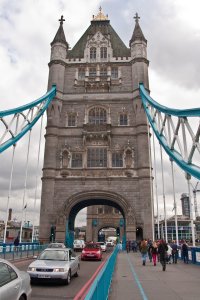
106, 240, 114, 247
73, 239, 85, 251
0, 258, 32, 300
27, 248, 79, 285
47, 242, 66, 249
97, 242, 107, 252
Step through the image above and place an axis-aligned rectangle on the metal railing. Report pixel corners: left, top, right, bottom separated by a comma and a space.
0, 243, 48, 261
85, 246, 119, 300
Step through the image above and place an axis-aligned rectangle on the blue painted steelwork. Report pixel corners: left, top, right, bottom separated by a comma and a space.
85, 246, 118, 300
0, 85, 56, 153
65, 220, 74, 248
139, 83, 200, 180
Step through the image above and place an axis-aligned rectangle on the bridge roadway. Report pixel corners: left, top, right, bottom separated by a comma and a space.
14, 250, 111, 300
109, 251, 200, 300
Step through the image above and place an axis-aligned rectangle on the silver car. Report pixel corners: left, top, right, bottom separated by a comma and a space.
0, 258, 32, 300
27, 248, 79, 285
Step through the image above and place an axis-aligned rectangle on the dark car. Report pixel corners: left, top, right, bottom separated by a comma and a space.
81, 243, 102, 261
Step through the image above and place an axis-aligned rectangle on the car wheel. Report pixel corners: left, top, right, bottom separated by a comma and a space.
19, 295, 26, 300
65, 270, 71, 285
74, 264, 80, 277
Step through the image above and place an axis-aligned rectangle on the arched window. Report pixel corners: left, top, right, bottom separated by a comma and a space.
90, 47, 96, 59
88, 107, 107, 125
100, 47, 107, 59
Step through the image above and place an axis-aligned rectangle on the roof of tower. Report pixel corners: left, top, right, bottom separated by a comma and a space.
129, 13, 147, 46
51, 15, 69, 47
68, 8, 130, 58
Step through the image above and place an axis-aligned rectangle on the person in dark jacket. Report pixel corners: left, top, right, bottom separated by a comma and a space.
14, 236, 19, 251
182, 240, 189, 263
171, 240, 178, 263
158, 239, 168, 271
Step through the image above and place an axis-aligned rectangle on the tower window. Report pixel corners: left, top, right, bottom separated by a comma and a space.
100, 47, 107, 59
87, 148, 107, 168
104, 205, 113, 214
119, 114, 128, 126
90, 47, 96, 59
89, 67, 96, 77
78, 68, 85, 79
100, 67, 107, 77
68, 114, 76, 127
71, 153, 82, 168
112, 152, 123, 167
88, 107, 107, 125
111, 67, 118, 79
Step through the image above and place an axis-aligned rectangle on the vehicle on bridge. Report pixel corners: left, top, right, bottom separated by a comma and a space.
47, 242, 66, 249
81, 243, 102, 261
96, 242, 107, 252
0, 258, 32, 300
73, 239, 85, 251
27, 248, 79, 285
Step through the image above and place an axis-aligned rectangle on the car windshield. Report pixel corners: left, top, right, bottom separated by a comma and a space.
38, 250, 69, 261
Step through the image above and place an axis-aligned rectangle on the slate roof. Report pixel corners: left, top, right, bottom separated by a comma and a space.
129, 21, 146, 46
51, 24, 69, 47
67, 19, 130, 59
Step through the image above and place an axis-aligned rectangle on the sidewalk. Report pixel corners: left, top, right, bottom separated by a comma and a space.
109, 251, 200, 300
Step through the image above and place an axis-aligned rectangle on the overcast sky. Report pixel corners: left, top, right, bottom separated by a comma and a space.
0, 0, 200, 229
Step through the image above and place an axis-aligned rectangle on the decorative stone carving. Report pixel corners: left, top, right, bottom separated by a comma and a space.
127, 207, 135, 225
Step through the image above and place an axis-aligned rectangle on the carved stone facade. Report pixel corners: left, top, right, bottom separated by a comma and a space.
39, 10, 153, 244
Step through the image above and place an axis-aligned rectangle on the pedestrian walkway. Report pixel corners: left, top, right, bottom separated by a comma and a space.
109, 251, 200, 300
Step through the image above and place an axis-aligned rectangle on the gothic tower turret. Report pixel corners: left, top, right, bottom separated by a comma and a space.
130, 13, 149, 90
48, 15, 68, 92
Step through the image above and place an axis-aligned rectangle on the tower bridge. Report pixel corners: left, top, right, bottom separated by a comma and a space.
0, 9, 200, 250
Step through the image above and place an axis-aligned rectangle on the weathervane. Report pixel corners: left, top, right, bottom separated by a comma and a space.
59, 15, 65, 25
134, 12, 140, 23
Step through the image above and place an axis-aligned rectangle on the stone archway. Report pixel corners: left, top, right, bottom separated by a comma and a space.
55, 190, 136, 246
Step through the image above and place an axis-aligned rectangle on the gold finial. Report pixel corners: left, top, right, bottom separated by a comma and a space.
93, 7, 108, 21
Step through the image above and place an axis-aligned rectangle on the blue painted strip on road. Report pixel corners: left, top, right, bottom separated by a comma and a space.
127, 254, 148, 300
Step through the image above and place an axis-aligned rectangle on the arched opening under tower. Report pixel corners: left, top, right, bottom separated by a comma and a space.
66, 199, 125, 248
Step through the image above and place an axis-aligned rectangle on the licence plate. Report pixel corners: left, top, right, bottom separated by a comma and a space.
87, 254, 94, 256
38, 275, 51, 278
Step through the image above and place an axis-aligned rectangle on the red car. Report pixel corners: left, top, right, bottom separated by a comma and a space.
81, 243, 102, 261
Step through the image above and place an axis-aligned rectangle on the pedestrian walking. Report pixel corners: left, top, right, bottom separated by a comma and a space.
171, 240, 178, 264
140, 239, 148, 266
14, 236, 19, 252
150, 241, 158, 266
182, 240, 189, 263
158, 239, 168, 271
166, 243, 172, 264
147, 240, 153, 262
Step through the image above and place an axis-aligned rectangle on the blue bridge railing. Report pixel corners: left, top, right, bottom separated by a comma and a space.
85, 246, 119, 300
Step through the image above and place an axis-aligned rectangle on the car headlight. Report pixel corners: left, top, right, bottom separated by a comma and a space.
28, 267, 36, 272
82, 250, 86, 254
53, 268, 65, 272
97, 250, 101, 254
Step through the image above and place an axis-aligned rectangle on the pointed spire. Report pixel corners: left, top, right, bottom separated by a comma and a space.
129, 13, 146, 46
51, 15, 68, 47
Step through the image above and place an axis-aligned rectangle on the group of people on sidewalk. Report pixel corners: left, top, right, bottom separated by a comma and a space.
138, 239, 189, 271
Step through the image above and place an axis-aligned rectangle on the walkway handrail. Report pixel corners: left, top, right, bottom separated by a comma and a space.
0, 85, 56, 153
84, 246, 119, 300
139, 83, 200, 180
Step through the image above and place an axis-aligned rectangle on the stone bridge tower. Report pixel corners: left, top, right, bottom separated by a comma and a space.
39, 9, 153, 245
